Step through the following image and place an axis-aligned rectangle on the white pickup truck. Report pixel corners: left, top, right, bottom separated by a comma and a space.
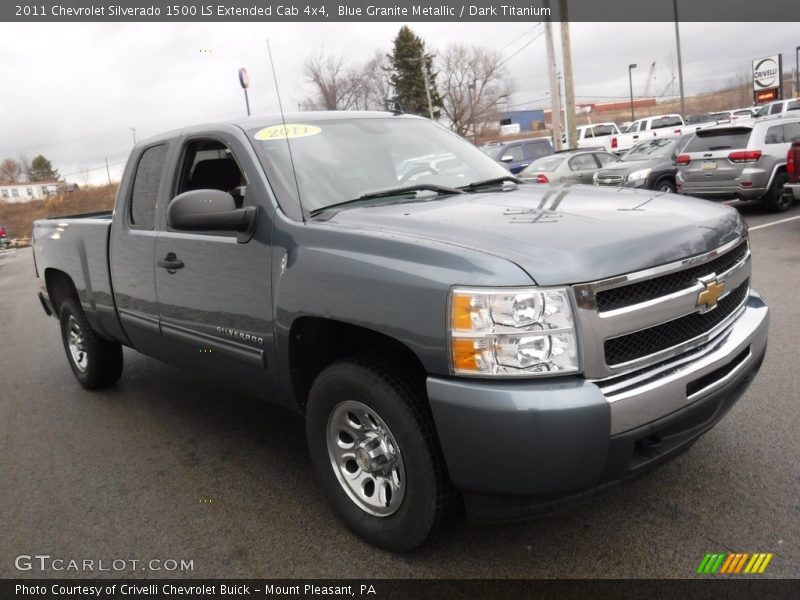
563, 122, 621, 152
610, 114, 685, 154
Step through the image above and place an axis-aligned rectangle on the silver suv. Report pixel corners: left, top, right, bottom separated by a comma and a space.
753, 98, 800, 118
676, 115, 800, 211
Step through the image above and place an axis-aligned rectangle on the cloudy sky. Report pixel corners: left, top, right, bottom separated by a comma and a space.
0, 21, 798, 184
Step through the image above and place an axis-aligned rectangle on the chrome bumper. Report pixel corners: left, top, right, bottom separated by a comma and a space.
595, 290, 769, 435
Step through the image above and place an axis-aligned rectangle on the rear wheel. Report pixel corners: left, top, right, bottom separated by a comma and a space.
762, 171, 791, 212
59, 297, 123, 389
305, 357, 455, 552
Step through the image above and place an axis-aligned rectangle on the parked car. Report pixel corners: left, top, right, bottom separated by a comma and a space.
0, 224, 9, 248
782, 139, 800, 204
479, 137, 554, 174
519, 149, 618, 184
562, 123, 621, 152
32, 111, 768, 552
594, 136, 693, 193
609, 113, 685, 154
676, 115, 800, 211
753, 98, 800, 119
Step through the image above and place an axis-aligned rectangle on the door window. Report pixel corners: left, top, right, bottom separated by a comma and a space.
503, 145, 524, 162
130, 144, 167, 230
568, 154, 598, 171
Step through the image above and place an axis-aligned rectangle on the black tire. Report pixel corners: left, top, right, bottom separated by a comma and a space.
653, 178, 676, 194
305, 357, 455, 552
59, 297, 123, 389
762, 171, 791, 212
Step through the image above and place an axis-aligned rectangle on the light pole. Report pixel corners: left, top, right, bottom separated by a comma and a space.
673, 0, 686, 117
468, 81, 477, 143
129, 128, 136, 145
628, 63, 638, 121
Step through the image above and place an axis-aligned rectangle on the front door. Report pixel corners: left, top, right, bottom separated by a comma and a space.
153, 133, 278, 399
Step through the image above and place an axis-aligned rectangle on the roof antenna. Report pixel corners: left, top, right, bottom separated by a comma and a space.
266, 38, 306, 222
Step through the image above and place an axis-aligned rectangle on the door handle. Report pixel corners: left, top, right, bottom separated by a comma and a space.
157, 252, 184, 272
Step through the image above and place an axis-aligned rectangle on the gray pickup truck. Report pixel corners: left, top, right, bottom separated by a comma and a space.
32, 112, 769, 552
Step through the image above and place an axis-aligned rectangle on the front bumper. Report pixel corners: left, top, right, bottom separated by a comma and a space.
427, 291, 768, 521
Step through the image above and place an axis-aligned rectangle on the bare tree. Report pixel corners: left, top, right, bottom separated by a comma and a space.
301, 53, 369, 111
0, 158, 24, 184
437, 45, 514, 138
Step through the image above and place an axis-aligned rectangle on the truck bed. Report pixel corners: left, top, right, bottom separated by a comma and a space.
33, 212, 120, 341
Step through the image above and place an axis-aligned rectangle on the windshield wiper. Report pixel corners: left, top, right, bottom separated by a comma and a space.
458, 176, 521, 192
309, 184, 464, 217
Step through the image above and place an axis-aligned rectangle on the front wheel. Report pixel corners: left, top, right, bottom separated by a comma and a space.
305, 358, 455, 552
762, 172, 791, 212
59, 297, 123, 389
654, 178, 676, 193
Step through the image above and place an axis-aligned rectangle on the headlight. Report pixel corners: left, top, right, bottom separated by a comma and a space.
449, 287, 580, 376
626, 168, 651, 184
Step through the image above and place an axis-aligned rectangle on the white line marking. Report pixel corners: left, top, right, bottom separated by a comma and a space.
749, 215, 800, 231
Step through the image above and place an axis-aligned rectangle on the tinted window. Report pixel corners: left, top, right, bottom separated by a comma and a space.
787, 100, 800, 112
764, 125, 784, 144
684, 129, 752, 152
782, 122, 800, 142
770, 103, 783, 115
734, 110, 754, 117
130, 144, 167, 230
586, 125, 615, 137
525, 142, 551, 161
568, 154, 598, 171
651, 116, 683, 129
503, 145, 524, 162
754, 105, 770, 118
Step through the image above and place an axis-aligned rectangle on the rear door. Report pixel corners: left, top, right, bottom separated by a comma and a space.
153, 130, 279, 398
563, 153, 600, 184
109, 142, 170, 355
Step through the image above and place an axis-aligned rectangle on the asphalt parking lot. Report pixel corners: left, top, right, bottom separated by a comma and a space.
0, 199, 798, 579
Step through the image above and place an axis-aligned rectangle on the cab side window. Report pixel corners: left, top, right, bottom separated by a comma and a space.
130, 144, 167, 230
171, 139, 248, 236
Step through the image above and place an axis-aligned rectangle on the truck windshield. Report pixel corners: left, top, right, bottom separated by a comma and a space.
249, 118, 509, 214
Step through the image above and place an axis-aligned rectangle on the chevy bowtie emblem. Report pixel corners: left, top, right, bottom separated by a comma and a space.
697, 280, 725, 312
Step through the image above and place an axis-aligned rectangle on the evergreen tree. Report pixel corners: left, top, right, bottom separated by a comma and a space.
28, 155, 60, 182
389, 26, 443, 118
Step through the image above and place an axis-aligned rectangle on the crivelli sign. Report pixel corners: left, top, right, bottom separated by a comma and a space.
752, 54, 782, 91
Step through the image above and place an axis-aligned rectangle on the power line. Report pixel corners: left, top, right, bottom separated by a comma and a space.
497, 30, 545, 69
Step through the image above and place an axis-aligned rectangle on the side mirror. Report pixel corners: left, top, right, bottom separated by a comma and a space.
500, 154, 514, 163
167, 189, 257, 242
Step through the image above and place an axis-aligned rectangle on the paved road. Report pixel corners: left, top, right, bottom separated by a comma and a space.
1, 202, 798, 579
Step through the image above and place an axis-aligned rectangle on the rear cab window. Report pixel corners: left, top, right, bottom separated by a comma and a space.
651, 116, 683, 129
130, 144, 168, 230
684, 128, 753, 153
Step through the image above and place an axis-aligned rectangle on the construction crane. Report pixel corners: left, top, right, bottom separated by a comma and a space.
641, 61, 657, 97
658, 74, 677, 98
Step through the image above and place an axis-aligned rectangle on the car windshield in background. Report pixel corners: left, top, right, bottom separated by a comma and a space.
522, 155, 565, 173
684, 128, 753, 153
622, 139, 676, 161
249, 118, 510, 213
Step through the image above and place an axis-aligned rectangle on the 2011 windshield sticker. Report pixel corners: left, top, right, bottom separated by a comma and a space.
255, 124, 321, 140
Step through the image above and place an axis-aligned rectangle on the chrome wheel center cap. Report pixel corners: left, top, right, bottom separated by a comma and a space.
355, 447, 372, 472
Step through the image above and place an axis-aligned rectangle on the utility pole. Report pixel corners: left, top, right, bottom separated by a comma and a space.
468, 81, 477, 143
544, 8, 563, 151
628, 63, 637, 121
104, 158, 111, 185
673, 0, 686, 116
129, 128, 137, 145
421, 58, 434, 119
559, 0, 577, 149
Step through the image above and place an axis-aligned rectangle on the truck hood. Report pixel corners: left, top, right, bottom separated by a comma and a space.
320, 185, 745, 286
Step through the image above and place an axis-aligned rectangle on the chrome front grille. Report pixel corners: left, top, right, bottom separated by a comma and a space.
573, 237, 751, 379
595, 175, 624, 186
